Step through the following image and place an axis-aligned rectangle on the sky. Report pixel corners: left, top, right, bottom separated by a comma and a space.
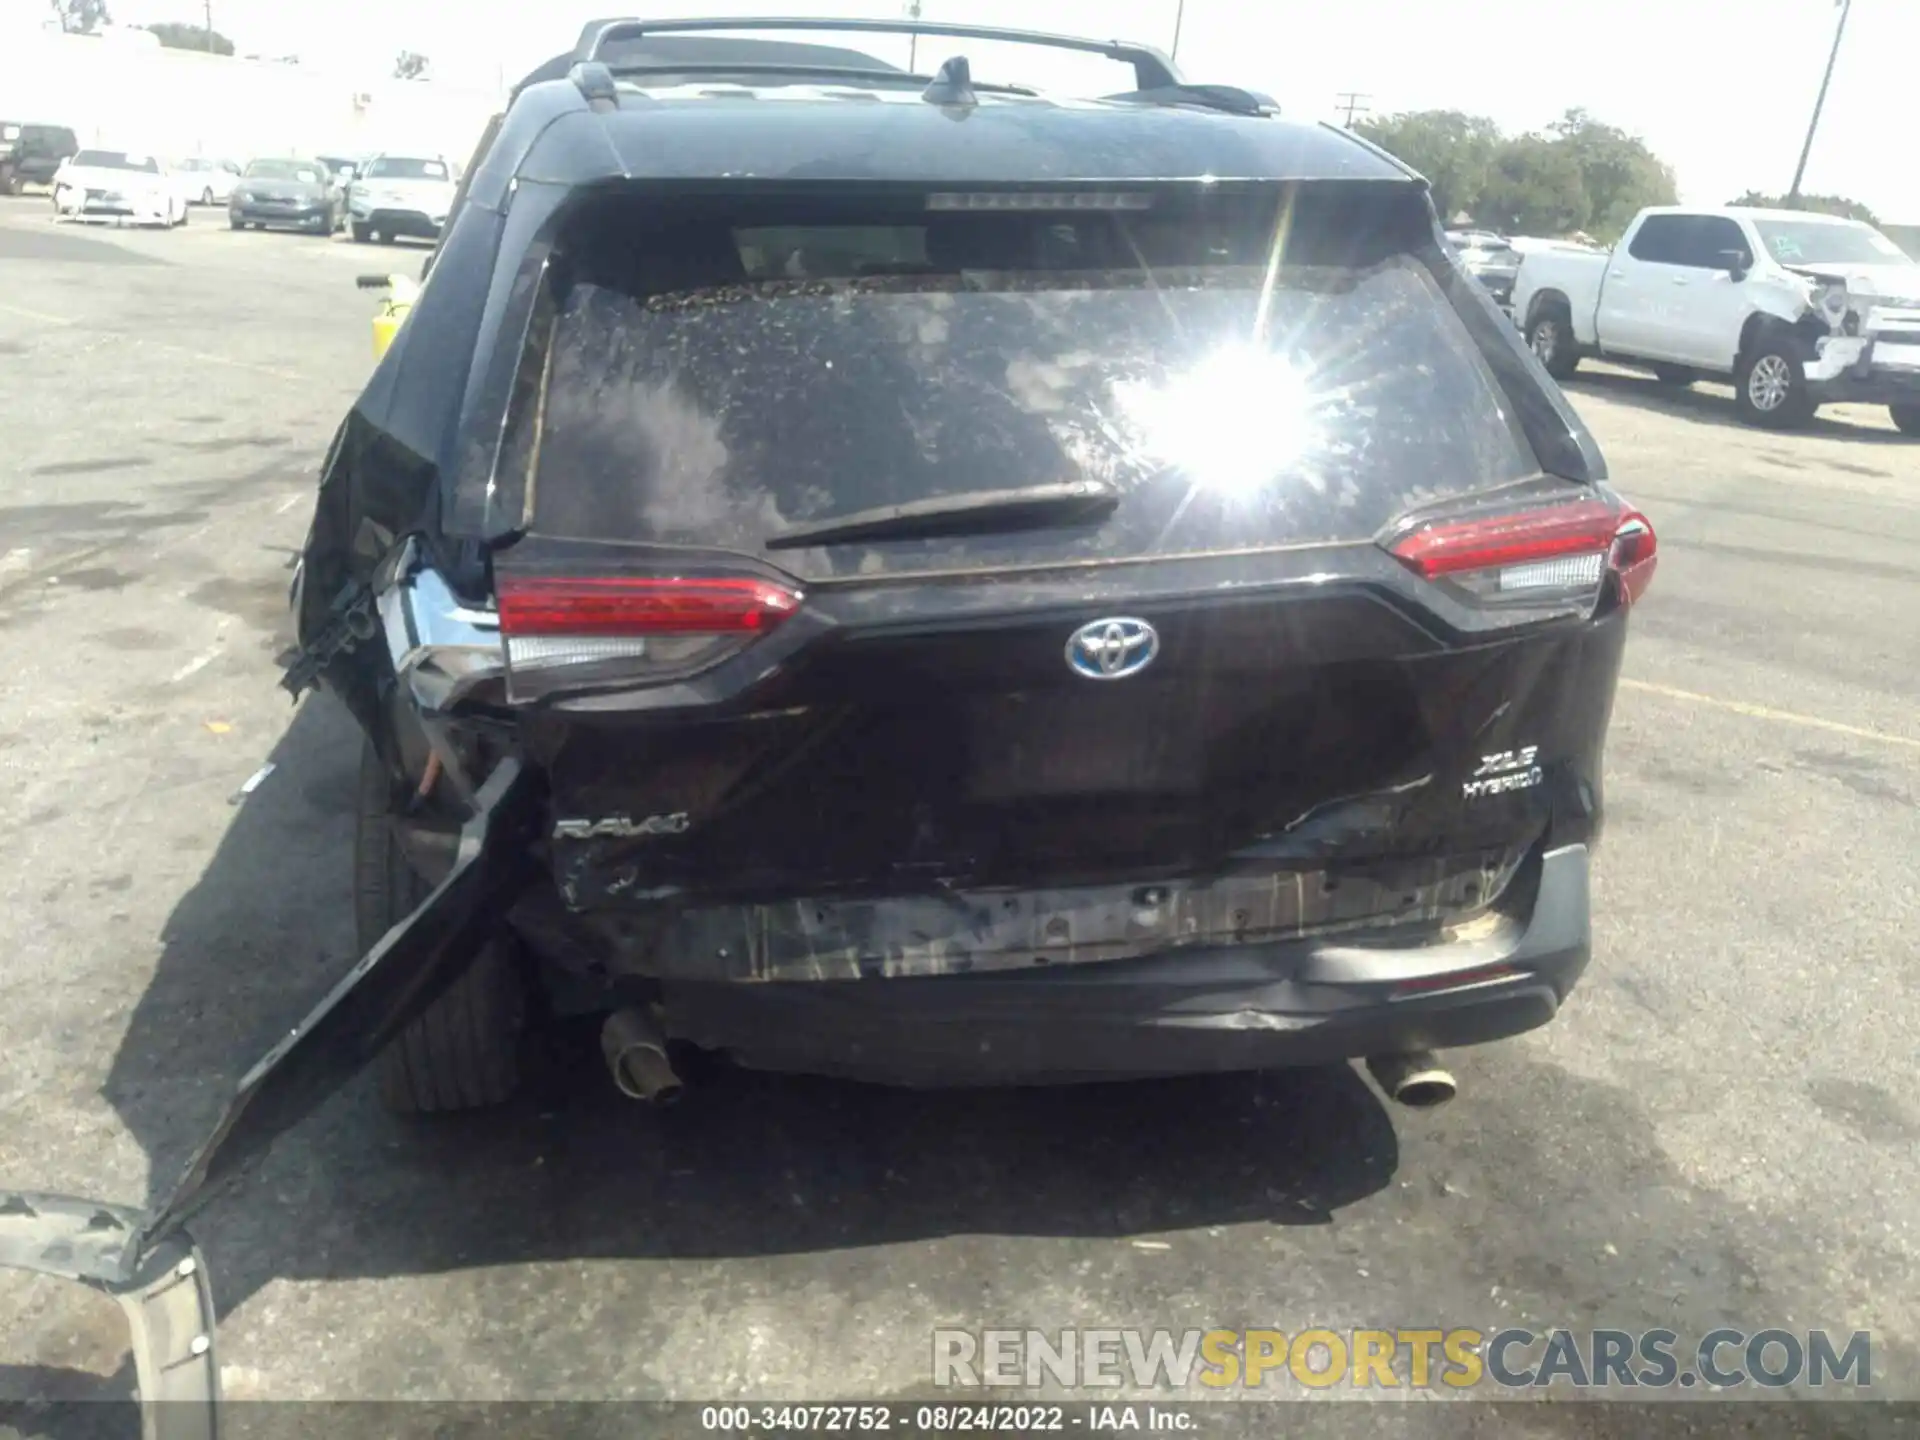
72, 0, 1918, 221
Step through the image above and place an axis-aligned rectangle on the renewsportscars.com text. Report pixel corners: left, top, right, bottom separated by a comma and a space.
932, 1327, 1873, 1392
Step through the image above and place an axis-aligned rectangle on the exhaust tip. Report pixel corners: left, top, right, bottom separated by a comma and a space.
1365, 1051, 1457, 1110
600, 1008, 684, 1105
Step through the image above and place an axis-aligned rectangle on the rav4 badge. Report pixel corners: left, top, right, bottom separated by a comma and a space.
552, 813, 691, 840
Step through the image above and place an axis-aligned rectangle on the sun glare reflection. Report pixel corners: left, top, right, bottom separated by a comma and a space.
1116, 343, 1321, 499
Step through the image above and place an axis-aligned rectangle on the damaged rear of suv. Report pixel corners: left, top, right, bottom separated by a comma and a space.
3, 26, 1658, 1419
291, 16, 1656, 1112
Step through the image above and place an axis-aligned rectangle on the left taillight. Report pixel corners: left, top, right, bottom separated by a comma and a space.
494, 575, 802, 697
1384, 495, 1657, 613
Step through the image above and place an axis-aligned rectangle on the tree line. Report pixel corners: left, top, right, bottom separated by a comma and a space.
1352, 107, 1880, 240
51, 0, 431, 76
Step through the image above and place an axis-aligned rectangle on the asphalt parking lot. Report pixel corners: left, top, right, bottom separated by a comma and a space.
1, 199, 1917, 1433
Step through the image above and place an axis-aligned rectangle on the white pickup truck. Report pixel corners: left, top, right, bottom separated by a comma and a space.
1510, 205, 1920, 432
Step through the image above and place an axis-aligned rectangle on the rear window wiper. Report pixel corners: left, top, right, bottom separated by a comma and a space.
764, 480, 1121, 550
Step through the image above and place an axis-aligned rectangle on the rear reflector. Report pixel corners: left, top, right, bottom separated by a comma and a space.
496, 576, 801, 637
1386, 497, 1657, 610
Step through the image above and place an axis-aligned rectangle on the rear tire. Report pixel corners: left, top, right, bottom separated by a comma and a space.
1651, 364, 1696, 388
1734, 335, 1815, 429
229, 215, 243, 230
1889, 404, 1920, 437
350, 221, 370, 243
200, 186, 214, 206
1525, 305, 1580, 380
355, 738, 525, 1115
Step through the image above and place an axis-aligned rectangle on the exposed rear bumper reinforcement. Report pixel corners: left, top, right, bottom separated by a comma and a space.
659, 843, 1591, 1086
0, 756, 538, 1439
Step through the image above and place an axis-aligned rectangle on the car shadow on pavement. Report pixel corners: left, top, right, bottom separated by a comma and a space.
1563, 369, 1914, 444
94, 695, 1401, 1325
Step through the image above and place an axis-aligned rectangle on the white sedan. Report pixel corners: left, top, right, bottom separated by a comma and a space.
51, 149, 189, 227
174, 156, 243, 206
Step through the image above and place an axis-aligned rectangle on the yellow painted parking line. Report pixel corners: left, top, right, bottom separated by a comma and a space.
1619, 678, 1920, 751
0, 300, 75, 326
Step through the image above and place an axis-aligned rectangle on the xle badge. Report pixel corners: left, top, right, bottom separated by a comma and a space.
553, 813, 691, 840
1463, 747, 1542, 800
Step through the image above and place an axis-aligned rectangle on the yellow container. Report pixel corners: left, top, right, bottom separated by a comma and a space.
369, 275, 422, 361
372, 309, 406, 359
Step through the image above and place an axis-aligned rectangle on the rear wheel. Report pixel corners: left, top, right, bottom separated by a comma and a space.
1525, 306, 1580, 380
1889, 404, 1920, 437
355, 738, 526, 1114
229, 214, 244, 230
1734, 336, 1815, 429
350, 221, 371, 243
1651, 364, 1696, 388
200, 186, 214, 206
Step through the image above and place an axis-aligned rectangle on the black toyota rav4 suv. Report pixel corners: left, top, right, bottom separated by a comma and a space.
280, 17, 1659, 1119
0, 30, 1660, 1404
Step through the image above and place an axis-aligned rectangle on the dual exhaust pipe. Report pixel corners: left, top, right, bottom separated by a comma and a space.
1365, 1050, 1458, 1109
602, 1006, 1454, 1112
600, 1007, 684, 1105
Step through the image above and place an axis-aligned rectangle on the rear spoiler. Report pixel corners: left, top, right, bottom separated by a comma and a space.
1, 758, 540, 1439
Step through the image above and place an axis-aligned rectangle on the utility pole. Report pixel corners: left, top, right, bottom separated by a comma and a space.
1788, 0, 1852, 203
906, 0, 922, 72
1170, 0, 1185, 61
1335, 91, 1371, 127
203, 0, 213, 50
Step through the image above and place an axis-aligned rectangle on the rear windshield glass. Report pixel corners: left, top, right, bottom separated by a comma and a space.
527, 192, 1537, 575
72, 150, 157, 173
364, 156, 447, 180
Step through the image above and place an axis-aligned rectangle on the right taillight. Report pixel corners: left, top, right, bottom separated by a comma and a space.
1385, 496, 1656, 612
495, 574, 802, 699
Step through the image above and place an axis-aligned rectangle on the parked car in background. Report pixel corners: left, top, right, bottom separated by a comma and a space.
229, 157, 339, 234
347, 153, 455, 243
312, 155, 362, 216
1445, 229, 1521, 310
175, 156, 243, 206
1507, 235, 1603, 258
1512, 205, 1920, 431
50, 150, 188, 227
0, 121, 78, 194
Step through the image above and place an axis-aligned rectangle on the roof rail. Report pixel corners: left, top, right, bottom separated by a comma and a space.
570, 15, 1184, 92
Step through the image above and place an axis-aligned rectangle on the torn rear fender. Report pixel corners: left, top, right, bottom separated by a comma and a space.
0, 757, 540, 1436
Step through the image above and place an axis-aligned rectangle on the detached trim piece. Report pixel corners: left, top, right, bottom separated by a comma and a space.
0, 758, 541, 1440
0, 1193, 218, 1440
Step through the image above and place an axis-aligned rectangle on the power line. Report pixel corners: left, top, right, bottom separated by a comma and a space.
1335, 92, 1371, 127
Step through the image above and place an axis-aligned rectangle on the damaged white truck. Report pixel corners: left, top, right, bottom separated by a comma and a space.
1513, 205, 1920, 431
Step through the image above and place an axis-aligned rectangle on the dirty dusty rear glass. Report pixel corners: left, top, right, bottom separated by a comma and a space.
525, 188, 1538, 576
